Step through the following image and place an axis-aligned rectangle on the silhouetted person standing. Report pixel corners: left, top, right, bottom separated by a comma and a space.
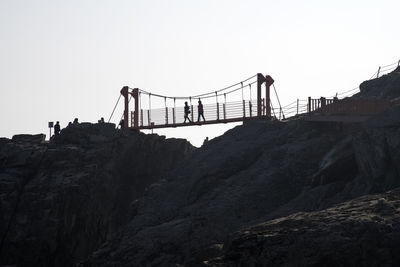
119, 119, 124, 129
54, 121, 60, 135
203, 136, 209, 145
197, 100, 205, 122
184, 102, 192, 123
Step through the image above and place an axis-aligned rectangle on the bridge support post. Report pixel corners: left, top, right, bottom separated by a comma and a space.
132, 88, 139, 128
217, 103, 220, 120
223, 103, 226, 120
265, 75, 274, 117
257, 74, 265, 117
249, 101, 252, 117
257, 74, 274, 117
120, 86, 129, 128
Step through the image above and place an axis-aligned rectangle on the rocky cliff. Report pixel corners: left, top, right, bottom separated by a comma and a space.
86, 69, 400, 266
0, 123, 193, 266
1, 68, 400, 267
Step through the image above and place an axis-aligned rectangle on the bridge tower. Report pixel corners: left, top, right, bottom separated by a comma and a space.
120, 87, 139, 128
257, 73, 274, 117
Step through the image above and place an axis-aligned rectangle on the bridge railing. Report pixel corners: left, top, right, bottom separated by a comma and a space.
135, 99, 264, 127
305, 97, 392, 116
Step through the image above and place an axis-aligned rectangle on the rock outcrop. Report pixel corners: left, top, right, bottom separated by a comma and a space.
0, 123, 193, 266
207, 188, 400, 266
358, 66, 400, 98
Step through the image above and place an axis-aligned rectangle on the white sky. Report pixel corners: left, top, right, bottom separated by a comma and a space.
1, 0, 399, 147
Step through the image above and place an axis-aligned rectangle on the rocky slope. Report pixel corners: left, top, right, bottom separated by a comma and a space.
86, 69, 400, 266
0, 123, 193, 266
207, 188, 400, 266
1, 68, 400, 267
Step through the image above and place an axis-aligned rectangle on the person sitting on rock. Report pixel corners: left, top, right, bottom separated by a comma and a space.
54, 121, 61, 135
73, 118, 79, 124
184, 102, 192, 123
197, 100, 205, 122
98, 117, 105, 123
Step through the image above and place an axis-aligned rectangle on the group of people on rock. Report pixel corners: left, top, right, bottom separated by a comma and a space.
51, 117, 107, 137
52, 118, 79, 137
184, 99, 206, 123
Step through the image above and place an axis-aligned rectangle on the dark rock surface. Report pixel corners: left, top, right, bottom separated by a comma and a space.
358, 66, 400, 98
206, 188, 400, 267
0, 123, 193, 266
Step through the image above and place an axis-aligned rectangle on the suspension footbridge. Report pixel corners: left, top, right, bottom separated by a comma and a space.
109, 60, 400, 130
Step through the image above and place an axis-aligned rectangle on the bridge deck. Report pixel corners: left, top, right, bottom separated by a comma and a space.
133, 116, 268, 130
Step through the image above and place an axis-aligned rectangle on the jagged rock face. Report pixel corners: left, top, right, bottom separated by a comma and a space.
0, 123, 194, 267
358, 67, 400, 98
87, 104, 400, 266
206, 188, 400, 267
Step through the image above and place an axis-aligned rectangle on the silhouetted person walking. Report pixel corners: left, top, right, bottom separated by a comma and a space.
184, 102, 192, 123
197, 100, 205, 122
54, 121, 60, 135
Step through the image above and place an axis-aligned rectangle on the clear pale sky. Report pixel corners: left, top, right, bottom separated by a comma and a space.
1, 0, 399, 146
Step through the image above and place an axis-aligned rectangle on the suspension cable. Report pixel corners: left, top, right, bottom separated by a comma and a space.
270, 101, 277, 118
136, 74, 257, 100
272, 84, 284, 119
108, 94, 121, 123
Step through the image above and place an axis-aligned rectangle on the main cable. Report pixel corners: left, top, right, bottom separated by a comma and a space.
108, 94, 122, 123
135, 74, 257, 100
